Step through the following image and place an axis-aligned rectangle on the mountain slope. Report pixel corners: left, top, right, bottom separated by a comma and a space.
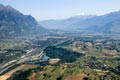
0, 4, 45, 38
73, 11, 120, 33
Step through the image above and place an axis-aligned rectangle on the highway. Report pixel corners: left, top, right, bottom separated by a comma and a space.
0, 48, 44, 75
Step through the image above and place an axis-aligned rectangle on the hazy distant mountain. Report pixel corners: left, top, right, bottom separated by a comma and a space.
40, 11, 120, 34
40, 15, 95, 29
73, 11, 120, 34
0, 4, 45, 38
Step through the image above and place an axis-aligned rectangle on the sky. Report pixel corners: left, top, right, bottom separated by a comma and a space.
0, 0, 120, 21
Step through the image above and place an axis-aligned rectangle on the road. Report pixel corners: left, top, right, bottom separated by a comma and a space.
0, 48, 44, 75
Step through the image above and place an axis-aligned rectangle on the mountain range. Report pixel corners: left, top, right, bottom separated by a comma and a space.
0, 3, 120, 38
40, 15, 95, 29
40, 11, 120, 34
0, 4, 45, 38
